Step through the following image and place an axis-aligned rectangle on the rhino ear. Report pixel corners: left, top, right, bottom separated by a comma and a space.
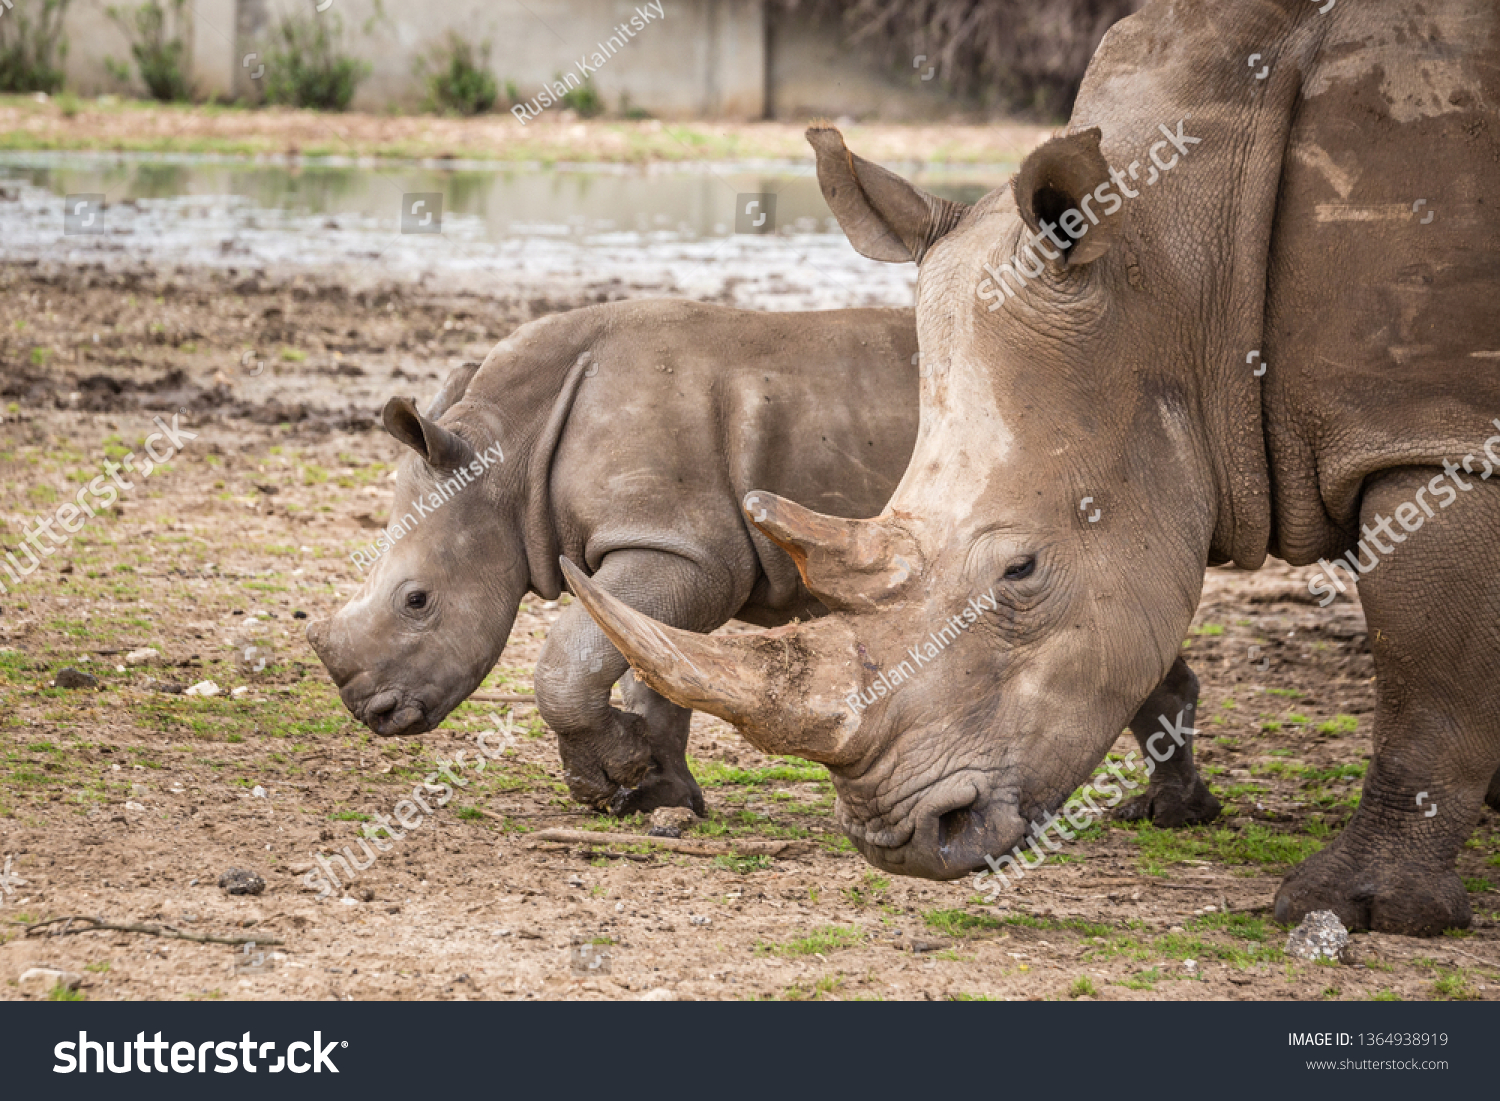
807, 126, 968, 264
425, 360, 481, 419
382, 396, 478, 471
1012, 127, 1122, 268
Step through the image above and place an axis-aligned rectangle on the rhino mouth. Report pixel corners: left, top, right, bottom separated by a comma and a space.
836, 779, 1033, 881
359, 688, 431, 737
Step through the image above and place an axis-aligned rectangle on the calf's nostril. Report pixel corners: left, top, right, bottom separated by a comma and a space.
937, 802, 980, 852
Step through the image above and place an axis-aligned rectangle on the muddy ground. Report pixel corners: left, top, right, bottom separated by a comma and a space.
1, 262, 1498, 1002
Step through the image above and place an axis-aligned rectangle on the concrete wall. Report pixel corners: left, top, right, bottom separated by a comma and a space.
57, 0, 958, 120
767, 9, 962, 122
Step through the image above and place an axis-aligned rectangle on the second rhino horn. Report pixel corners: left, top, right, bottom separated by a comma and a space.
743, 492, 918, 613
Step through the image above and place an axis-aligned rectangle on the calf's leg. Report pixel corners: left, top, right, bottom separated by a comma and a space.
1274, 466, 1500, 935
536, 548, 742, 816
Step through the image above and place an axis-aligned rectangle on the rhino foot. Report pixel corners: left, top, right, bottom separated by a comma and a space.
556, 715, 654, 810
1275, 845, 1471, 937
1114, 776, 1221, 827
607, 762, 706, 818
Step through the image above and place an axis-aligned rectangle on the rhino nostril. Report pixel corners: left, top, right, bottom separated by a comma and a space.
366, 690, 400, 719
937, 802, 980, 852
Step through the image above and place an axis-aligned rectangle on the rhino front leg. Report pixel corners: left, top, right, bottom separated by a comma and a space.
1275, 467, 1500, 936
1115, 657, 1222, 826
537, 549, 740, 816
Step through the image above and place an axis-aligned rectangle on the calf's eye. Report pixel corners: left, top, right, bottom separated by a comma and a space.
406, 591, 428, 610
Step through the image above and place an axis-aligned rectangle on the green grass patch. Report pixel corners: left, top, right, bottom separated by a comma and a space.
758, 925, 865, 957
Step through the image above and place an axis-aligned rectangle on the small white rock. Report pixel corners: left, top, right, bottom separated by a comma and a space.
124, 801, 145, 811
638, 987, 677, 1001
251, 786, 266, 798
185, 680, 220, 697
232, 686, 249, 698
18, 968, 82, 996
125, 647, 161, 667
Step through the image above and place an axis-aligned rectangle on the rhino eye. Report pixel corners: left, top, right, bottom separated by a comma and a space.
406, 591, 428, 610
1002, 558, 1036, 582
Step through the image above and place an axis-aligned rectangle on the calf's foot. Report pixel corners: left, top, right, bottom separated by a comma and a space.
555, 712, 654, 810
607, 756, 706, 818
607, 672, 704, 817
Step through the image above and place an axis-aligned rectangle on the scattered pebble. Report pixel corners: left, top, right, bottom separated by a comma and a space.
18, 968, 82, 997
54, 667, 98, 689
1285, 909, 1352, 963
649, 806, 700, 832
124, 647, 161, 667
232, 686, 249, 698
185, 680, 220, 697
251, 785, 266, 798
218, 868, 266, 896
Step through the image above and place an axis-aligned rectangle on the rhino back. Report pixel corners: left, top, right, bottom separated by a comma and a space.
1071, 0, 1500, 567
1262, 0, 1500, 562
549, 301, 918, 610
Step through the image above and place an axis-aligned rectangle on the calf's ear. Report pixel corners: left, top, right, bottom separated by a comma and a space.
807, 127, 968, 264
1012, 127, 1122, 268
382, 396, 478, 471
425, 360, 481, 418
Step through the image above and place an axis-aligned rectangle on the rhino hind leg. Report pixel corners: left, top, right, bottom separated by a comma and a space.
606, 671, 705, 818
1115, 657, 1222, 827
1275, 467, 1500, 936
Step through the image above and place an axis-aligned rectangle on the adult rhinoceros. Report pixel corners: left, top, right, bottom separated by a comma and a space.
564, 0, 1500, 934
308, 299, 1210, 823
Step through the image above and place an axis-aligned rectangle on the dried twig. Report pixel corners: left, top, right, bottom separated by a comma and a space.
468, 692, 540, 705
1443, 945, 1500, 971
529, 828, 810, 859
15, 915, 282, 947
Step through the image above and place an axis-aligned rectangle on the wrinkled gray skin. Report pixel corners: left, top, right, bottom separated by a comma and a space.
308, 298, 1212, 821
568, 0, 1500, 934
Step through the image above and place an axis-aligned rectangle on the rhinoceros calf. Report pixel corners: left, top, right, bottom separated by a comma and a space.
567, 0, 1500, 934
308, 299, 1213, 821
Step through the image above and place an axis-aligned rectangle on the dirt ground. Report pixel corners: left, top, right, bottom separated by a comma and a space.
2, 262, 1499, 1002
0, 95, 1050, 165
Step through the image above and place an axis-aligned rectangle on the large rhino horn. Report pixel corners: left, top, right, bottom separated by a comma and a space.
559, 557, 863, 766
742, 491, 918, 612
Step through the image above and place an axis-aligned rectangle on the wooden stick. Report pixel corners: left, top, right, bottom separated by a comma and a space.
528, 828, 810, 858
468, 692, 621, 707
15, 915, 282, 947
